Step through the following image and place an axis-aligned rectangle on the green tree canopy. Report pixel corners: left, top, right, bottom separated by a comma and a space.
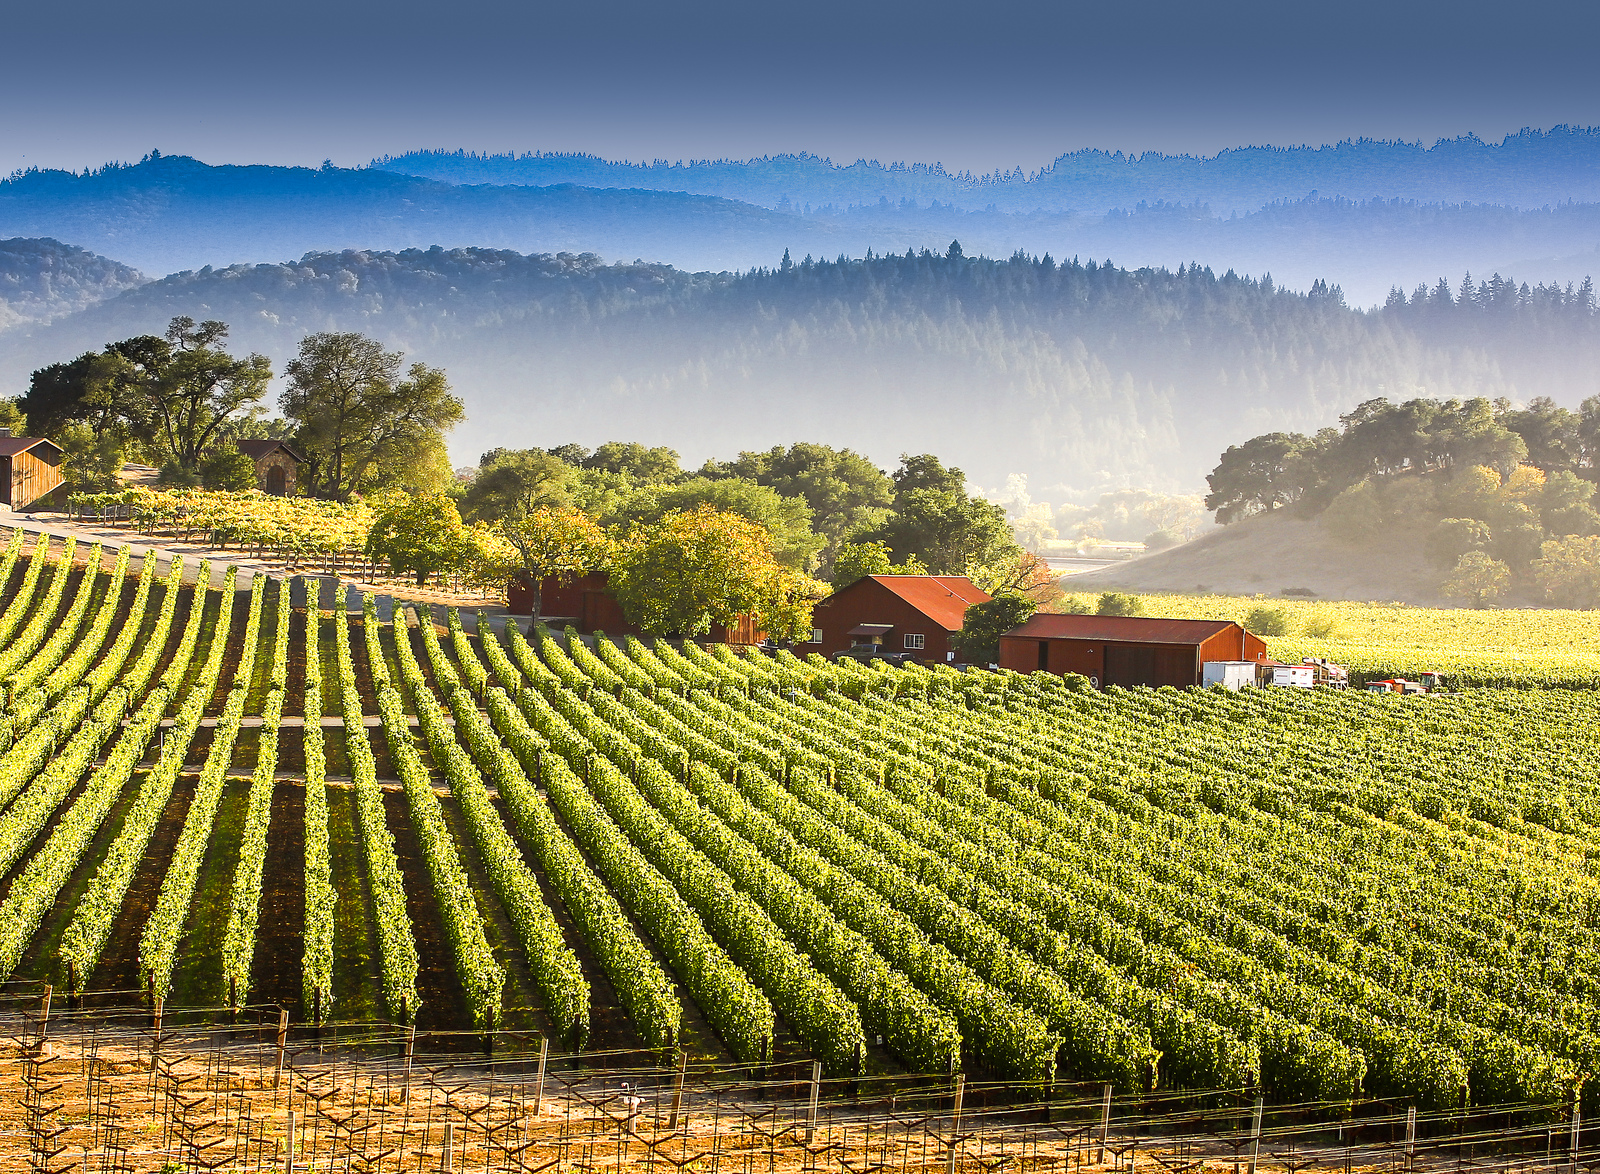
580, 441, 684, 483
145, 318, 273, 473
703, 442, 892, 543
499, 506, 609, 619
282, 331, 464, 500
861, 453, 1017, 574
1534, 536, 1600, 608
200, 447, 259, 492
19, 349, 149, 443
460, 449, 573, 523
952, 594, 1036, 665
598, 476, 823, 570
827, 540, 927, 588
1203, 432, 1321, 523
366, 493, 470, 585
1096, 591, 1144, 616
1444, 550, 1512, 608
608, 506, 803, 638
21, 318, 269, 473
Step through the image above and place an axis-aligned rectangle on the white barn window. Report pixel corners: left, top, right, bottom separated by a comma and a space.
903, 633, 925, 650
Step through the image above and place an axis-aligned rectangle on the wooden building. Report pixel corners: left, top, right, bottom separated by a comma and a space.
507, 571, 764, 644
806, 575, 990, 662
235, 439, 303, 495
998, 614, 1267, 688
0, 436, 64, 509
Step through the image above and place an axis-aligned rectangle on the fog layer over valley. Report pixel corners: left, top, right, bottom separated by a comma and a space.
3, 244, 1595, 498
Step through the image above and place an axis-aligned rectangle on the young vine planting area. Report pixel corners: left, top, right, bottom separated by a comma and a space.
0, 536, 1595, 1110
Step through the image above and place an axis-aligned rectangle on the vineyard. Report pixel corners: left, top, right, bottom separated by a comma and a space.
1092, 592, 1600, 688
0, 536, 1593, 1113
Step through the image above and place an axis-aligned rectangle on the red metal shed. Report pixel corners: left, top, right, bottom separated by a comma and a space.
998, 613, 1267, 688
806, 575, 990, 662
506, 571, 763, 644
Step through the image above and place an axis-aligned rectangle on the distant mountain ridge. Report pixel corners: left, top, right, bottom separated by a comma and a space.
7, 153, 1600, 304
376, 126, 1600, 215
4, 246, 1594, 501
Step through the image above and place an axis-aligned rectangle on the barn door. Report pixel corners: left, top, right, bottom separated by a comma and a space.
1104, 645, 1155, 687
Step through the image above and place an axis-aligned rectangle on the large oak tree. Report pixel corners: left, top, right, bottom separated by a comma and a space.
282, 332, 463, 500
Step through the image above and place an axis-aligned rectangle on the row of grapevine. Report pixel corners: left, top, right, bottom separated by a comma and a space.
0, 681, 174, 979
302, 602, 335, 1020
220, 578, 293, 1004
0, 536, 80, 683
57, 561, 197, 992
464, 628, 682, 1049
521, 663, 870, 1074
723, 658, 1583, 1105
721, 688, 1267, 1091
367, 606, 503, 1030
505, 641, 960, 1074
0, 548, 152, 755
334, 598, 418, 1021
140, 570, 258, 998
3, 543, 119, 698
749, 683, 1413, 1099
412, 613, 590, 1040
477, 629, 773, 1062
0, 535, 52, 657
529, 646, 1058, 1081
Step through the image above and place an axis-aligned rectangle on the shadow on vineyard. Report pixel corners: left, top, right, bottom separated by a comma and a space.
248, 780, 305, 1014
85, 779, 195, 1003
326, 784, 385, 1022
379, 786, 472, 1033
168, 781, 248, 1007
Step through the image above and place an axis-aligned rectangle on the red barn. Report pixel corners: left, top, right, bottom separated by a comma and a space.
506, 571, 764, 644
806, 575, 990, 662
998, 614, 1267, 688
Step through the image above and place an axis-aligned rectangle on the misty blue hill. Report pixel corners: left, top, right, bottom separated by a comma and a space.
0, 152, 853, 279
7, 154, 1600, 304
4, 246, 1594, 498
0, 238, 144, 330
377, 127, 1600, 215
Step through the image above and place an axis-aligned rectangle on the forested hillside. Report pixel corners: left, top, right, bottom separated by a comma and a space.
8, 154, 1600, 300
379, 127, 1600, 215
6, 247, 1596, 498
0, 238, 144, 330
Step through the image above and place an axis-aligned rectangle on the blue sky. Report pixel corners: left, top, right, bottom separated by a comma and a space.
6, 0, 1599, 176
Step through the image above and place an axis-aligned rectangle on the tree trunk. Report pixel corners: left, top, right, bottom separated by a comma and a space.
415, 568, 426, 586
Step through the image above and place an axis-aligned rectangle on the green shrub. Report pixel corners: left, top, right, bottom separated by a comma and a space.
1244, 605, 1291, 636
1096, 591, 1144, 616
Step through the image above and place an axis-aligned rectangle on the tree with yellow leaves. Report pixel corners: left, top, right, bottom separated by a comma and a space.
609, 506, 817, 640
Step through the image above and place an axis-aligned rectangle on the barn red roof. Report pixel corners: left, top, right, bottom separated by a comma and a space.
0, 437, 60, 458
1004, 613, 1242, 644
865, 575, 990, 631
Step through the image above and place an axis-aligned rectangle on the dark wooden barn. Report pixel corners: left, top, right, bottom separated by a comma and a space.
998, 614, 1268, 688
0, 437, 65, 509
506, 571, 764, 644
806, 575, 990, 662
